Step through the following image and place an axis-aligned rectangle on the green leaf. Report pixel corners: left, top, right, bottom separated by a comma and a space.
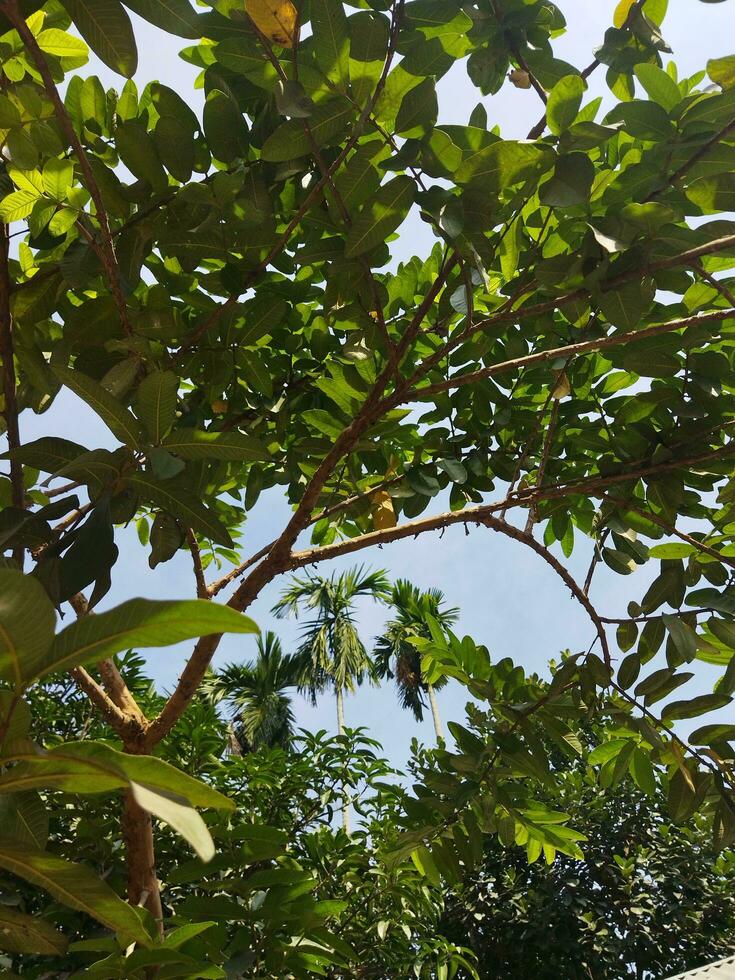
115, 120, 167, 191
630, 747, 656, 797
349, 10, 389, 63
131, 782, 214, 862
0, 570, 56, 688
0, 190, 38, 223
42, 158, 74, 201
345, 176, 415, 258
0, 741, 232, 809
1, 437, 87, 476
149, 511, 184, 568
598, 279, 654, 330
635, 667, 693, 704
0, 839, 150, 945
539, 153, 595, 207
60, 0, 138, 77
708, 55, 735, 90
662, 614, 697, 663
686, 174, 735, 214
42, 597, 258, 680
690, 723, 735, 745
136, 371, 178, 444
395, 77, 437, 137
122, 0, 201, 38
547, 75, 586, 135
311, 0, 350, 91
203, 90, 248, 164
456, 141, 551, 188
52, 365, 144, 448
36, 28, 88, 60
261, 97, 354, 162
0, 906, 68, 956
161, 428, 269, 461
648, 543, 697, 559
634, 63, 681, 110
662, 692, 731, 721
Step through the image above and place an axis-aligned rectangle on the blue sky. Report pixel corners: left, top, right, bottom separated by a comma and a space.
6, 1, 733, 770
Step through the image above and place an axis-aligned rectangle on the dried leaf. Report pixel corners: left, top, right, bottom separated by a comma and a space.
245, 0, 297, 48
372, 490, 396, 531
508, 69, 531, 90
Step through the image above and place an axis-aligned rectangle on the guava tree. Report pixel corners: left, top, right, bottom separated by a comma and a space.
1, 0, 735, 972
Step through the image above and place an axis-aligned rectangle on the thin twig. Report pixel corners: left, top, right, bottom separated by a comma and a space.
187, 529, 209, 599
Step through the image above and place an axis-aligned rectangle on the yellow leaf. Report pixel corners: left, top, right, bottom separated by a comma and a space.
551, 369, 571, 400
372, 490, 396, 531
613, 0, 636, 28
245, 0, 298, 48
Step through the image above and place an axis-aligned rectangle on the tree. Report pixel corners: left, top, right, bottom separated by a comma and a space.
17, 665, 479, 979
274, 567, 389, 734
374, 579, 458, 740
1, 0, 735, 969
204, 631, 298, 752
274, 566, 389, 830
437, 712, 735, 980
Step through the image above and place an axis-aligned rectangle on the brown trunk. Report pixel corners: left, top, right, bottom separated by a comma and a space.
121, 790, 164, 939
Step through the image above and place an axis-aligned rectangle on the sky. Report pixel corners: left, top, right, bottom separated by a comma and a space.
4, 1, 733, 772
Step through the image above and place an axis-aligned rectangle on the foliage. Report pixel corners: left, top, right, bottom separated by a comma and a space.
273, 566, 390, 713
0, 0, 735, 971
437, 693, 735, 979
204, 631, 299, 752
11, 668, 477, 978
374, 579, 458, 734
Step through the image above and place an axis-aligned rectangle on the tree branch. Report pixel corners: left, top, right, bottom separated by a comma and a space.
69, 666, 141, 738
68, 593, 147, 731
187, 529, 208, 599
606, 496, 735, 571
413, 307, 734, 399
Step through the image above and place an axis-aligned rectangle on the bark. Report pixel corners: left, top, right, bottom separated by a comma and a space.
427, 683, 443, 742
336, 686, 350, 835
121, 790, 164, 939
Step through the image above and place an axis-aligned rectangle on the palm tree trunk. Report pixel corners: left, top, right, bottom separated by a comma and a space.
336, 686, 350, 834
427, 683, 443, 742
336, 685, 346, 736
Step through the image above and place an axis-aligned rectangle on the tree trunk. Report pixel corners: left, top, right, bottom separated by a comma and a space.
121, 791, 164, 939
427, 683, 443, 742
336, 684, 346, 736
336, 687, 350, 834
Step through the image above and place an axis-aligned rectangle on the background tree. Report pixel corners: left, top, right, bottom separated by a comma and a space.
204, 631, 298, 752
437, 714, 735, 980
274, 566, 389, 831
274, 567, 390, 736
374, 579, 459, 740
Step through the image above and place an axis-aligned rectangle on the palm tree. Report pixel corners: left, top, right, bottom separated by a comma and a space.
204, 632, 298, 753
374, 580, 459, 742
273, 566, 390, 831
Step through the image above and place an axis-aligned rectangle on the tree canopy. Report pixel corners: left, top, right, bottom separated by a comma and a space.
1, 0, 735, 973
